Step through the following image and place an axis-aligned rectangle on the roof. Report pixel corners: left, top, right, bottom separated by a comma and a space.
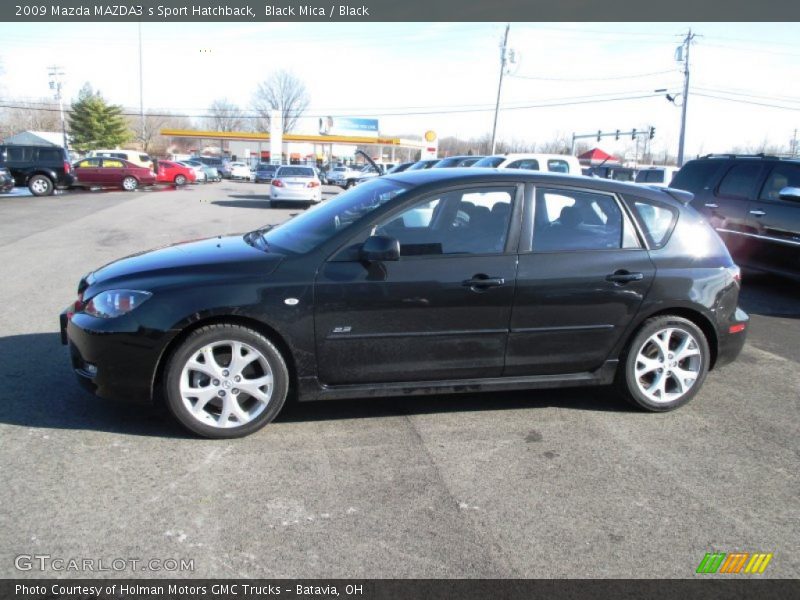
384, 167, 687, 206
577, 148, 621, 164
2, 131, 66, 147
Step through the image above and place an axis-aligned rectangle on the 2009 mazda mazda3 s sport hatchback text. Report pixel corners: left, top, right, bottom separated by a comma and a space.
61, 169, 749, 438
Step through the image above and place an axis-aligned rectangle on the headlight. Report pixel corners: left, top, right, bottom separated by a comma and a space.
83, 290, 152, 318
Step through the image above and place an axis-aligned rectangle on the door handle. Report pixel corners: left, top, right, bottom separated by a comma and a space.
704, 203, 719, 208
463, 275, 505, 290
606, 270, 644, 284
749, 210, 766, 217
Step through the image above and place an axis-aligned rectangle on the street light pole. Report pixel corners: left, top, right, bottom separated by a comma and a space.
677, 29, 695, 166
47, 66, 68, 151
490, 24, 510, 155
138, 22, 146, 150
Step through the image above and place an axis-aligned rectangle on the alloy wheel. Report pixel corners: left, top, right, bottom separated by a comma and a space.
179, 340, 274, 429
633, 327, 702, 404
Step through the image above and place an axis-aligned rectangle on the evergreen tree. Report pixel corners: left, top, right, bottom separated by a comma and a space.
68, 84, 131, 151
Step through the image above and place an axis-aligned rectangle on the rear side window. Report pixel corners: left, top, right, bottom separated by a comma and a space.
636, 170, 665, 184
547, 159, 569, 173
37, 148, 63, 162
623, 196, 678, 249
139, 155, 151, 163
717, 163, 762, 199
507, 159, 540, 170
671, 160, 725, 193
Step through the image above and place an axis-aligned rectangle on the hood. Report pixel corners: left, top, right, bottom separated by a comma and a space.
82, 234, 284, 292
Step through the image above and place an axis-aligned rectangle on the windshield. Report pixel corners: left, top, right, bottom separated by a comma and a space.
407, 160, 434, 170
256, 178, 410, 254
473, 156, 505, 168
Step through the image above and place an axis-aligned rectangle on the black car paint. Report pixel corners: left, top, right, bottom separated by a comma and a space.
0, 144, 75, 191
63, 169, 748, 406
672, 156, 800, 279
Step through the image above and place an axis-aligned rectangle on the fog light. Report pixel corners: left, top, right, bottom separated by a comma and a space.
83, 362, 98, 377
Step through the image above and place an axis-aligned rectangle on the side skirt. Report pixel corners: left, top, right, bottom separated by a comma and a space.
298, 360, 619, 402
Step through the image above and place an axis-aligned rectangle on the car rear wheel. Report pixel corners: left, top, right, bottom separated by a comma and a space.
164, 324, 290, 438
122, 176, 138, 191
174, 174, 187, 186
28, 175, 54, 196
617, 316, 709, 412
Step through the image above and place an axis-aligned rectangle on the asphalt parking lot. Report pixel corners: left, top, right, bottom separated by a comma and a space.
0, 181, 798, 579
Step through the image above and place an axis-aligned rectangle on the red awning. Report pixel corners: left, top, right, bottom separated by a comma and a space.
578, 148, 620, 165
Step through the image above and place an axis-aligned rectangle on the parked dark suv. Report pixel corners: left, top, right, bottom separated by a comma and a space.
671, 154, 800, 279
0, 144, 75, 196
61, 170, 748, 438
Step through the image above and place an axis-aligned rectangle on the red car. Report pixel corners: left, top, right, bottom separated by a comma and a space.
155, 160, 196, 186
73, 157, 156, 191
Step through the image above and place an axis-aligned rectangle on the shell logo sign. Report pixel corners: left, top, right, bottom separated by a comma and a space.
421, 130, 438, 159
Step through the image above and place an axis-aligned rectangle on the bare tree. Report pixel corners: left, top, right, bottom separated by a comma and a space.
125, 110, 194, 156
207, 98, 245, 132
0, 98, 62, 140
252, 70, 310, 133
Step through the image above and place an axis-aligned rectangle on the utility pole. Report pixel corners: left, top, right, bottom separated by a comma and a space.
138, 22, 146, 151
47, 66, 68, 151
676, 29, 696, 167
791, 129, 798, 158
490, 24, 510, 155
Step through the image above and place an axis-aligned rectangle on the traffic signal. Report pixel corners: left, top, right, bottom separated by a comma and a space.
649, 126, 655, 140
615, 129, 620, 141
597, 130, 602, 142
631, 129, 637, 140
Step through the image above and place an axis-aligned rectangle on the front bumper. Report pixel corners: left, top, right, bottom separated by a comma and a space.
60, 308, 165, 404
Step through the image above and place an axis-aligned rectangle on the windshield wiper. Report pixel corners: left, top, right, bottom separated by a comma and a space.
245, 224, 274, 251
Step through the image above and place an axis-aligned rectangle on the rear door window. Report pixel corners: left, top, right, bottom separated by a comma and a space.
547, 159, 570, 173
717, 163, 762, 199
531, 188, 637, 252
507, 159, 540, 170
6, 147, 32, 161
37, 148, 63, 162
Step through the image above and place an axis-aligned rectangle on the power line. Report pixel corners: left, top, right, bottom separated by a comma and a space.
692, 92, 800, 112
508, 69, 675, 82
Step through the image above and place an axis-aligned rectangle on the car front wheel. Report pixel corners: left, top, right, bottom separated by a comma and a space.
122, 176, 138, 191
29, 175, 54, 196
618, 316, 709, 412
164, 324, 290, 438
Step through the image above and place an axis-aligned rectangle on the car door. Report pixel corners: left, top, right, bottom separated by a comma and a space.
74, 158, 101, 186
314, 184, 522, 385
702, 162, 766, 260
745, 163, 800, 276
99, 158, 126, 186
505, 184, 655, 376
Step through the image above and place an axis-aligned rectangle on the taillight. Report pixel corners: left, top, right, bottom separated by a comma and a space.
272, 179, 283, 187
729, 323, 746, 334
307, 181, 320, 188
64, 161, 71, 174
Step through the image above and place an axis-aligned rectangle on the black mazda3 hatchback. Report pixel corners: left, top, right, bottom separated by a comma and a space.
61, 169, 749, 438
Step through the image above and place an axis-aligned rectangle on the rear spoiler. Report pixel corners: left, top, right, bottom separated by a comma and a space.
656, 187, 693, 205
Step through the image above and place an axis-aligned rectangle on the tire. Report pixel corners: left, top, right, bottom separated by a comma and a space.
164, 324, 290, 438
345, 180, 355, 189
28, 174, 54, 196
617, 315, 710, 412
122, 176, 138, 191
174, 174, 187, 186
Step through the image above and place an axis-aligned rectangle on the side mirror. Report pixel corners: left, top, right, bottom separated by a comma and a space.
778, 186, 800, 202
360, 235, 400, 262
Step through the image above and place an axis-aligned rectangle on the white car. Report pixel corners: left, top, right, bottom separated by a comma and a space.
270, 166, 322, 204
178, 161, 208, 183
635, 166, 680, 187
229, 162, 252, 180
472, 153, 582, 175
